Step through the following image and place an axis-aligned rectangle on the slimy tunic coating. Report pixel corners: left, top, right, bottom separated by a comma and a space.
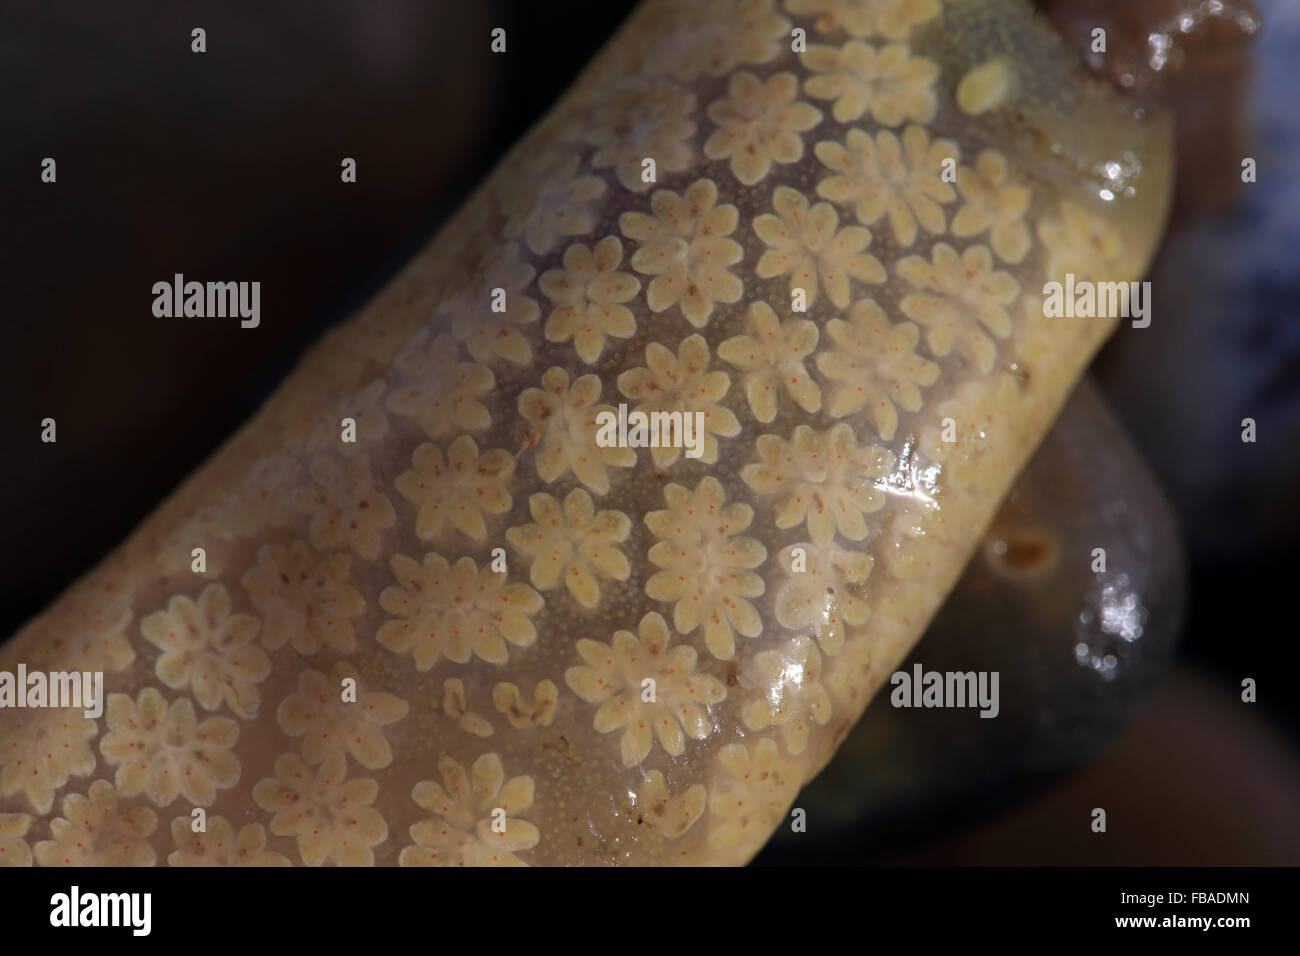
0, 0, 1171, 866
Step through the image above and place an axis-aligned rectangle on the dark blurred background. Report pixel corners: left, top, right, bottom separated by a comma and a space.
2, 0, 1296, 863
0, 0, 638, 617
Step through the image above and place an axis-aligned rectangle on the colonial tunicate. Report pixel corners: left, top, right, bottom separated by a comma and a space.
0, 0, 1171, 866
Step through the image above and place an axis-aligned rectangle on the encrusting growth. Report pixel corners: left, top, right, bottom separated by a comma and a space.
0, 0, 1170, 866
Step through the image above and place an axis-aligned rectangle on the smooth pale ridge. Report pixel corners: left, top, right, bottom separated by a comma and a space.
0, 0, 1170, 868
957, 59, 1013, 114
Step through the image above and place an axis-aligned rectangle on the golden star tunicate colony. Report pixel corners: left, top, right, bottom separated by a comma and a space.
0, 0, 1171, 866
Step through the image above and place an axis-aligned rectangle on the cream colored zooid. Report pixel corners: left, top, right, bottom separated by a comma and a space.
0, 0, 1171, 867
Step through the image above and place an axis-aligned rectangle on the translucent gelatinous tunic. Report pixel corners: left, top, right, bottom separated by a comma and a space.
0, 0, 1171, 867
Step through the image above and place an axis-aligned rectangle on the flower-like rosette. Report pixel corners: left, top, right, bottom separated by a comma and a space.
803, 40, 938, 125
100, 687, 240, 807
500, 152, 608, 256
773, 540, 874, 656
951, 149, 1033, 264
401, 753, 538, 866
814, 298, 939, 439
815, 124, 959, 247
584, 79, 698, 192
292, 454, 397, 561
385, 332, 495, 437
616, 334, 740, 467
1038, 198, 1126, 284
877, 497, 953, 584
34, 780, 157, 866
539, 236, 641, 364
752, 185, 885, 309
167, 815, 290, 866
277, 662, 410, 770
444, 243, 540, 366
377, 553, 544, 672
896, 242, 1020, 374
706, 738, 796, 850
241, 540, 366, 655
717, 301, 821, 424
0, 707, 97, 814
0, 813, 32, 867
26, 567, 136, 674
703, 71, 823, 186
252, 753, 387, 866
620, 179, 744, 328
741, 423, 896, 547
518, 366, 636, 495
393, 435, 515, 544
139, 583, 271, 718
565, 611, 727, 767
740, 634, 833, 755
644, 476, 768, 660
505, 489, 632, 610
